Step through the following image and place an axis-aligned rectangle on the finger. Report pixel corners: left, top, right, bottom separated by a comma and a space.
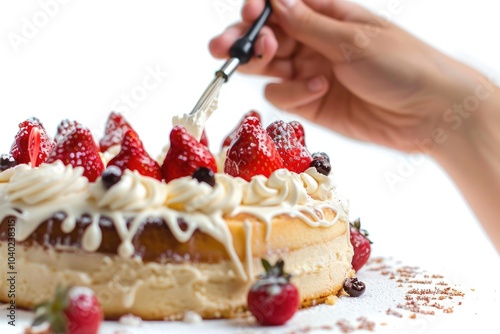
271, 0, 356, 63
272, 25, 298, 58
303, 0, 375, 23
264, 75, 330, 110
209, 24, 248, 59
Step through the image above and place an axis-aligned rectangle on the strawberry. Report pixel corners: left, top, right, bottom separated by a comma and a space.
10, 117, 55, 167
266, 120, 312, 174
99, 112, 134, 152
108, 129, 162, 181
32, 286, 102, 334
224, 117, 283, 181
47, 125, 104, 182
289, 121, 306, 147
161, 125, 217, 183
221, 110, 261, 148
350, 218, 372, 272
200, 129, 209, 147
247, 259, 299, 326
54, 119, 81, 144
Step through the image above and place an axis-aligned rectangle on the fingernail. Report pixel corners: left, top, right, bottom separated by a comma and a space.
308, 76, 327, 92
276, 0, 296, 8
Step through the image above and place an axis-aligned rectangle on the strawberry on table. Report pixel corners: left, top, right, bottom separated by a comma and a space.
99, 112, 134, 152
108, 129, 162, 181
224, 116, 283, 181
10, 117, 55, 167
32, 286, 102, 334
47, 125, 104, 182
247, 259, 299, 326
161, 125, 217, 183
350, 218, 372, 272
266, 120, 312, 174
221, 110, 261, 148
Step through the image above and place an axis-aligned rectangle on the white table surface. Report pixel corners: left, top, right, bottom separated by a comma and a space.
0, 1, 499, 333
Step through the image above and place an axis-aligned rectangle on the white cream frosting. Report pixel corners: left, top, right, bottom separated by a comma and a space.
242, 169, 308, 207
0, 160, 347, 281
99, 144, 121, 165
301, 167, 337, 201
90, 170, 168, 212
3, 161, 88, 205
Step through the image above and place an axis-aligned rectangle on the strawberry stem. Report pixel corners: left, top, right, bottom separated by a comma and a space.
28, 127, 41, 168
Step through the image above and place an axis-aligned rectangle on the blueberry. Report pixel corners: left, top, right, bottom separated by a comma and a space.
310, 158, 331, 176
343, 277, 366, 297
0, 154, 17, 172
101, 166, 123, 189
312, 152, 330, 162
192, 167, 216, 187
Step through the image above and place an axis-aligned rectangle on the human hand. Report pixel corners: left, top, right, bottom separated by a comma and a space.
209, 0, 487, 155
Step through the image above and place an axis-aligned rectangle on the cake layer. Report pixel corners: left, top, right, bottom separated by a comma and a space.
0, 230, 353, 320
0, 210, 343, 264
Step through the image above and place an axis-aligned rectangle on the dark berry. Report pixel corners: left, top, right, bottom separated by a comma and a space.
343, 277, 366, 297
192, 167, 216, 187
0, 154, 18, 172
312, 152, 330, 162
310, 158, 331, 176
101, 166, 123, 189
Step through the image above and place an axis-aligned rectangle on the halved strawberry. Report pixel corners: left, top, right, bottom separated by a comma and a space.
10, 117, 55, 167
47, 125, 104, 182
161, 125, 217, 183
221, 110, 261, 148
99, 112, 133, 152
54, 119, 81, 144
289, 121, 306, 147
266, 120, 312, 174
107, 129, 162, 181
224, 116, 283, 181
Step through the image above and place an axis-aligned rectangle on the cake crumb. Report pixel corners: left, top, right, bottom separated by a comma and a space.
409, 313, 417, 319
325, 295, 339, 305
119, 314, 143, 326
183, 310, 203, 323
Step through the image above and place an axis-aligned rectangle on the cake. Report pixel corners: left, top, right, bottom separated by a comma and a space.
0, 111, 354, 320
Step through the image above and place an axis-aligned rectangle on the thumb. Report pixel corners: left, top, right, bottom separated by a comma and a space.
270, 0, 355, 63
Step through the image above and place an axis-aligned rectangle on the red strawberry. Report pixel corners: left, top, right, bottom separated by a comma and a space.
289, 121, 306, 147
10, 117, 55, 167
266, 120, 312, 174
47, 125, 104, 182
247, 259, 299, 326
350, 218, 372, 272
54, 119, 81, 144
221, 110, 261, 148
200, 129, 209, 147
161, 125, 217, 182
32, 286, 102, 334
225, 117, 283, 181
108, 129, 162, 181
99, 112, 134, 152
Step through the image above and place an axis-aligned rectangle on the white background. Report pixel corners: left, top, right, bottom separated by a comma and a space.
0, 0, 499, 333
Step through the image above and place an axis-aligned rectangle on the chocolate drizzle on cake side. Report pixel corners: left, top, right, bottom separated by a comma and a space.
0, 215, 228, 263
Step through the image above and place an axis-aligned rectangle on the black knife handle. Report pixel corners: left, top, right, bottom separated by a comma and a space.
229, 0, 272, 65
